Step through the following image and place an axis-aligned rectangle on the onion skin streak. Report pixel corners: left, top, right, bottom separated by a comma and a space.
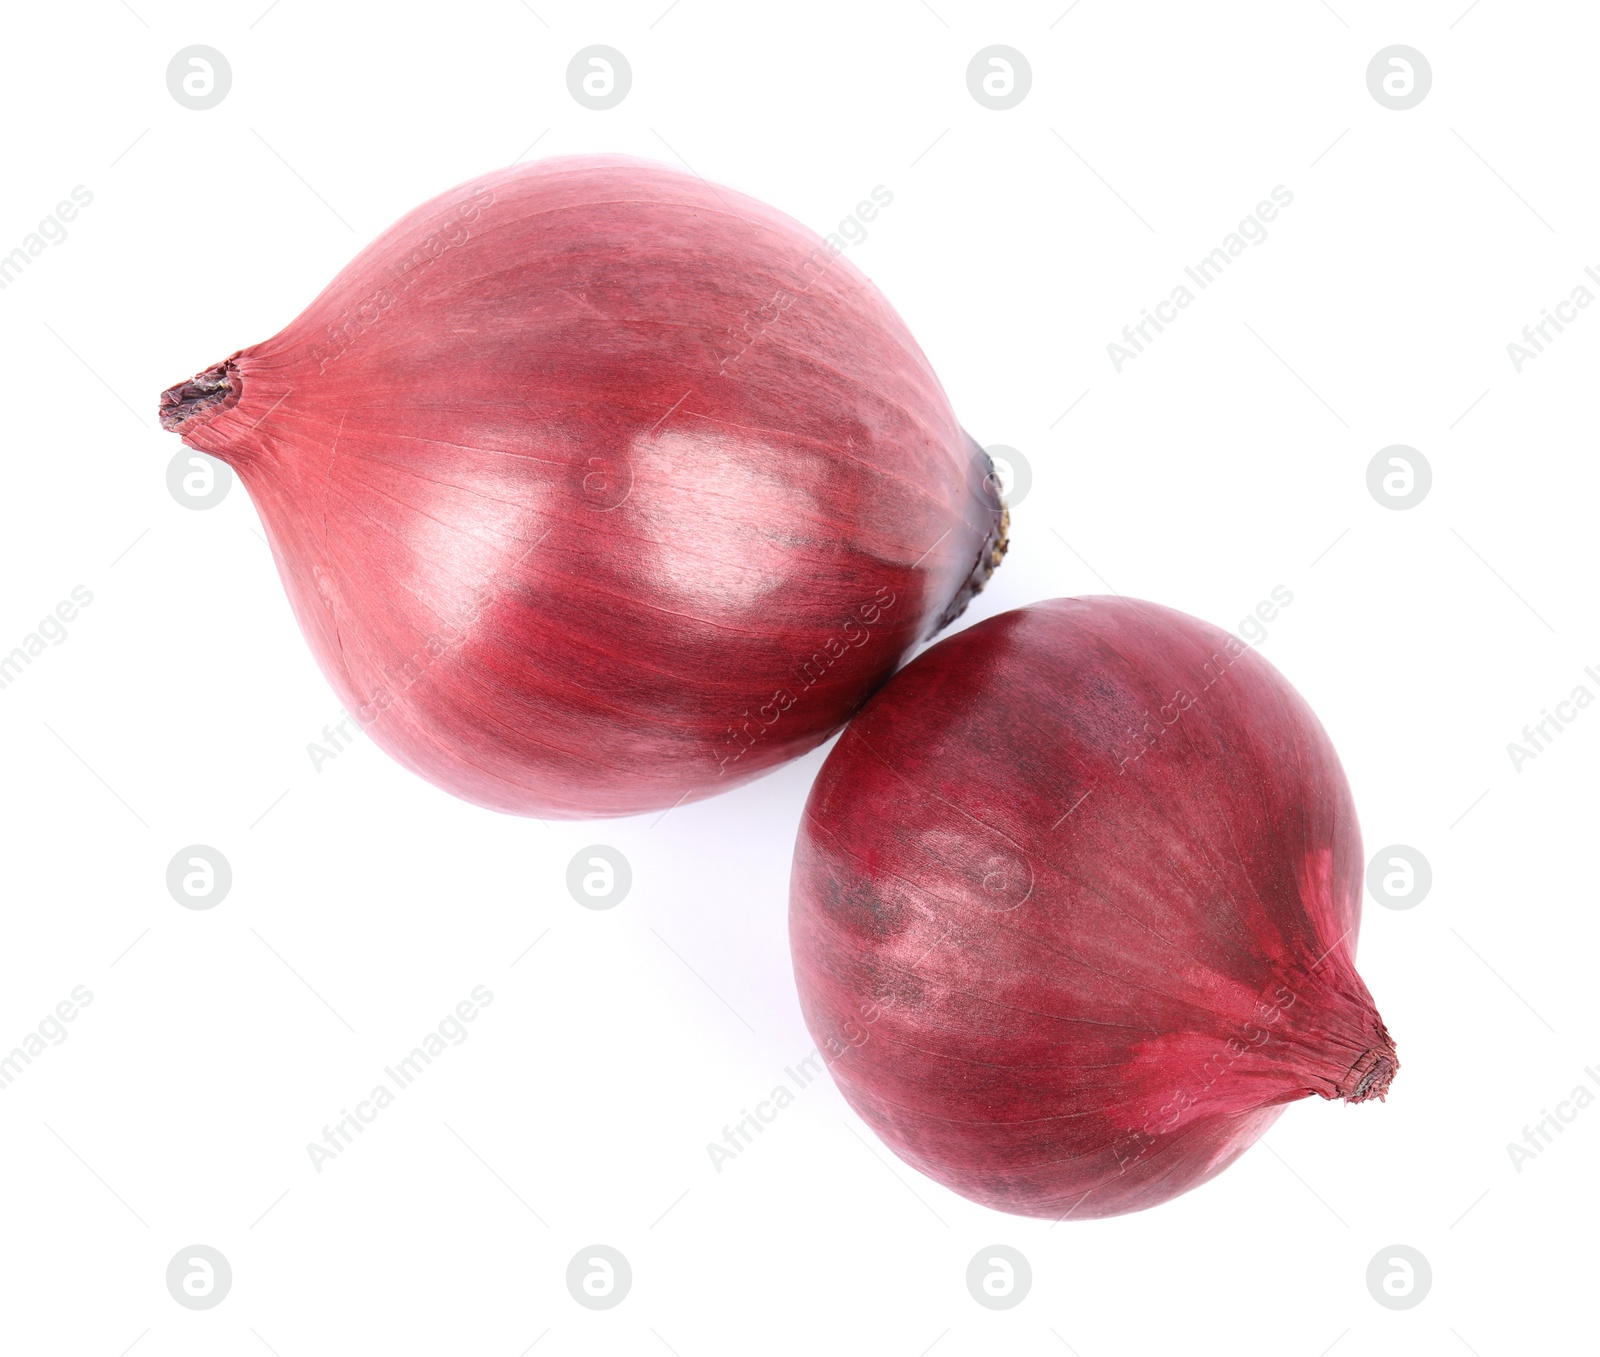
790, 597, 1397, 1220
160, 156, 1004, 818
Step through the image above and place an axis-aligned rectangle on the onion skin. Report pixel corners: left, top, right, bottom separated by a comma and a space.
160, 156, 1004, 818
790, 597, 1397, 1220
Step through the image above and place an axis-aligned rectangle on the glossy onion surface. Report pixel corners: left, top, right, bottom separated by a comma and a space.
791, 597, 1396, 1219
160, 156, 1004, 817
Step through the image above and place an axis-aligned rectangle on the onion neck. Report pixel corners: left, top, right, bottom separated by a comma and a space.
160, 359, 243, 435
1266, 958, 1399, 1104
1343, 1044, 1398, 1103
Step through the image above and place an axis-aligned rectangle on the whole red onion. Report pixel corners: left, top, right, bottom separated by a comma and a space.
790, 596, 1397, 1219
159, 156, 1005, 818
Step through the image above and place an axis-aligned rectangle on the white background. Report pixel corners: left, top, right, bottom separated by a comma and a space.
1, 1, 1595, 1353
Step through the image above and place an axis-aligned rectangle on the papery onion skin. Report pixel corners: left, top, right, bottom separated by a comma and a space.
159, 156, 1005, 818
790, 596, 1397, 1220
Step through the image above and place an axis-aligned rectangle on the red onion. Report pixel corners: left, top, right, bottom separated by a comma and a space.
790, 596, 1396, 1219
159, 156, 1005, 818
